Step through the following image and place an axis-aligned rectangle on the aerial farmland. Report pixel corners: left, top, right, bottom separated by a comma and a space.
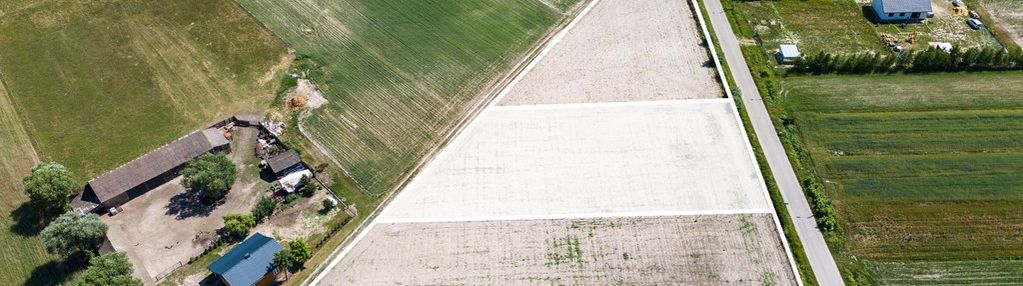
235, 0, 571, 194
310, 0, 799, 284
0, 0, 288, 284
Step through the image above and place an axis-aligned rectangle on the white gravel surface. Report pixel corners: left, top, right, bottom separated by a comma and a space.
378, 100, 770, 222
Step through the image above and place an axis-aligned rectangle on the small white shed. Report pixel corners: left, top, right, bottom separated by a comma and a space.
776, 44, 801, 64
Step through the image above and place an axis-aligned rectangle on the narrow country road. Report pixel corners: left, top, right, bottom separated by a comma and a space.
702, 0, 845, 285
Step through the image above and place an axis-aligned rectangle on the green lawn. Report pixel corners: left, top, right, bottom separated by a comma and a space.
736, 0, 1001, 56
0, 1, 287, 284
0, 74, 68, 286
236, 0, 564, 194
780, 72, 1023, 283
0, 0, 287, 182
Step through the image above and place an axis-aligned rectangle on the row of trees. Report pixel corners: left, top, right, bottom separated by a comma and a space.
790, 46, 1023, 74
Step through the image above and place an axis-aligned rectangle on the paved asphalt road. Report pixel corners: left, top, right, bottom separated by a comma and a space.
702, 0, 845, 285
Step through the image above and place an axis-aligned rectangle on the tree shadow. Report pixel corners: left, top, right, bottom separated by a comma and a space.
9, 202, 45, 236
24, 254, 85, 286
165, 189, 223, 220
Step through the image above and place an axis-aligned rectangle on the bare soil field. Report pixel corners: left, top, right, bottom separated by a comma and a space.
103, 130, 267, 284
378, 100, 769, 222
323, 214, 794, 285
499, 0, 722, 106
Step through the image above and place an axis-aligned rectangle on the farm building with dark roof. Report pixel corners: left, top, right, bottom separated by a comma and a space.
72, 128, 230, 214
266, 150, 301, 175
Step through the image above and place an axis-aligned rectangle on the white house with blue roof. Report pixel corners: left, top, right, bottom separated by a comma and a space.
208, 233, 283, 286
872, 0, 932, 22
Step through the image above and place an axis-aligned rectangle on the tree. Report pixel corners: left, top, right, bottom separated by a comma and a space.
72, 252, 142, 286
181, 153, 236, 204
222, 214, 255, 239
23, 162, 78, 216
289, 239, 312, 265
299, 175, 318, 197
272, 250, 295, 280
252, 196, 276, 222
41, 212, 107, 258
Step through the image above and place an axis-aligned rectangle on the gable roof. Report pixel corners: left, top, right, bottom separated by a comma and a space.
267, 150, 302, 174
86, 128, 229, 203
877, 0, 932, 13
209, 233, 282, 286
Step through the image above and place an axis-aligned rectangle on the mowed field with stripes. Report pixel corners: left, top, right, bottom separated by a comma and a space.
781, 72, 1023, 284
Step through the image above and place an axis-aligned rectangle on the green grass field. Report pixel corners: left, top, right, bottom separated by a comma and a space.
0, 76, 65, 286
868, 260, 1023, 285
236, 0, 564, 194
0, 1, 287, 284
736, 0, 1001, 56
0, 0, 287, 182
780, 72, 1023, 283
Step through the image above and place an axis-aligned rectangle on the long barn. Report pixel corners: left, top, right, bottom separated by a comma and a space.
72, 128, 230, 214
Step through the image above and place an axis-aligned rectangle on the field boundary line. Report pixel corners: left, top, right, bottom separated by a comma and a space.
376, 208, 776, 224
305, 1, 601, 284
0, 70, 40, 164
692, 0, 803, 284
492, 97, 731, 110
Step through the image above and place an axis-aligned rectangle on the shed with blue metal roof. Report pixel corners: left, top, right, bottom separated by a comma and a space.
208, 233, 282, 286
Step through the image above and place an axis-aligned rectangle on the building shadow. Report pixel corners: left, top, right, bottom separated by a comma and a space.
199, 273, 223, 286
24, 255, 83, 286
165, 189, 223, 220
862, 5, 881, 23
259, 168, 278, 183
9, 202, 45, 236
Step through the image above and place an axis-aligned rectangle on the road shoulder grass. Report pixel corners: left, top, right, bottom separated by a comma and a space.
695, 1, 818, 285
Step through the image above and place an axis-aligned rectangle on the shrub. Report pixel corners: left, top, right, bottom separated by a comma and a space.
182, 153, 236, 204
321, 198, 335, 211
252, 196, 276, 222
223, 214, 255, 239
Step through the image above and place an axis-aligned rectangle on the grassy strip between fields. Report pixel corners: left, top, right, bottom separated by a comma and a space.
694, 1, 817, 285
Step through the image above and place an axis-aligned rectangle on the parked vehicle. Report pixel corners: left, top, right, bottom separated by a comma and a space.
968, 18, 984, 30
969, 10, 981, 19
